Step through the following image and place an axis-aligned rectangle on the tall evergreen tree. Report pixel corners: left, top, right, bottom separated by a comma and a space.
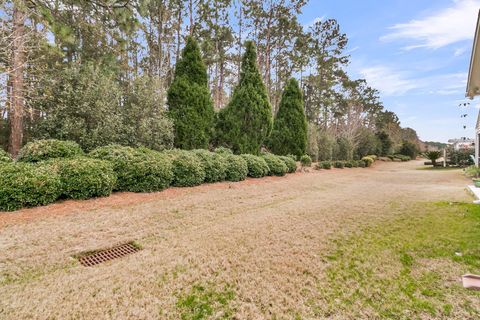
269, 78, 307, 157
215, 40, 272, 154
167, 36, 214, 149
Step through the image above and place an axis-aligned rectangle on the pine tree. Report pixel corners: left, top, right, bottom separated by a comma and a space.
268, 78, 307, 158
215, 41, 272, 154
167, 36, 214, 149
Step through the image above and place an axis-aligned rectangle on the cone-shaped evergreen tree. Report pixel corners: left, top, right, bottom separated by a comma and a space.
215, 41, 272, 154
268, 78, 307, 157
167, 37, 214, 149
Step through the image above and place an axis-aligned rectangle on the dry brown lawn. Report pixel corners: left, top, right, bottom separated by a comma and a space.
0, 160, 477, 319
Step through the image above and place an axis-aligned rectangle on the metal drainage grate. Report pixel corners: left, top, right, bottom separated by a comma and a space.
77, 242, 141, 267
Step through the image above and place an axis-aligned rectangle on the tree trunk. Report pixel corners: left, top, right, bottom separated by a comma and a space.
9, 2, 26, 157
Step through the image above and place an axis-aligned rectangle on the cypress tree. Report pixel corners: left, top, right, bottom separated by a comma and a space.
269, 78, 307, 158
167, 37, 214, 149
215, 41, 272, 154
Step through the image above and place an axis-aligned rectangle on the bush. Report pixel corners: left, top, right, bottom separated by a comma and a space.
224, 154, 248, 181
192, 149, 227, 182
465, 165, 480, 178
424, 151, 441, 165
366, 155, 378, 161
334, 136, 354, 161
241, 154, 270, 178
398, 140, 418, 159
49, 157, 116, 199
89, 145, 173, 192
170, 151, 206, 187
300, 154, 312, 167
0, 163, 62, 211
262, 153, 288, 176
351, 160, 359, 168
448, 149, 474, 167
376, 131, 393, 156
334, 161, 344, 169
394, 154, 411, 162
17, 139, 84, 162
0, 149, 12, 162
278, 155, 297, 173
362, 156, 374, 167
344, 161, 353, 168
357, 160, 366, 168
318, 161, 332, 169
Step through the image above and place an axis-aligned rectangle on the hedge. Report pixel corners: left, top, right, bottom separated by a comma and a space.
262, 153, 288, 176
278, 155, 297, 173
0, 149, 12, 162
170, 151, 206, 187
17, 139, 84, 162
224, 154, 248, 181
49, 157, 116, 199
193, 149, 227, 182
0, 162, 61, 211
89, 145, 173, 192
241, 154, 270, 178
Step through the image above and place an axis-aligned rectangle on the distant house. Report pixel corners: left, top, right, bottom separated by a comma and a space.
466, 10, 480, 165
448, 138, 475, 151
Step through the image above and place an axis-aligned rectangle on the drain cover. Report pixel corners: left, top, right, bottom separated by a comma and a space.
77, 242, 141, 267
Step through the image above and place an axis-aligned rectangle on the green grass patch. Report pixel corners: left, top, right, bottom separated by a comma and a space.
315, 202, 480, 319
415, 166, 462, 171
176, 282, 235, 320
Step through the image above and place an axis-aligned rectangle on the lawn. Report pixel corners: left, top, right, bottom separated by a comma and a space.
1, 160, 479, 319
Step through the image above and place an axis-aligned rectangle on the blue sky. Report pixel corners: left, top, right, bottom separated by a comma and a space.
300, 0, 480, 142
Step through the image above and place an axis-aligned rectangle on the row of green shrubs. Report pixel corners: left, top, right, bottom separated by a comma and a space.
313, 156, 376, 170
0, 140, 300, 211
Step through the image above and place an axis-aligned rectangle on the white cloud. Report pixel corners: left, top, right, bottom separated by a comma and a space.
380, 0, 480, 50
358, 65, 467, 96
454, 47, 468, 56
358, 66, 419, 96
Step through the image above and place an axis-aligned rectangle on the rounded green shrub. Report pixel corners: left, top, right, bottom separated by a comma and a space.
278, 156, 297, 173
192, 149, 227, 183
300, 154, 312, 167
394, 154, 411, 162
89, 145, 173, 192
334, 161, 344, 169
262, 153, 288, 176
224, 154, 248, 181
241, 154, 270, 178
362, 156, 374, 167
171, 151, 206, 187
49, 157, 116, 199
366, 155, 378, 161
357, 160, 366, 168
316, 161, 332, 170
344, 161, 353, 168
0, 149, 12, 162
351, 160, 359, 168
0, 162, 61, 211
17, 139, 84, 162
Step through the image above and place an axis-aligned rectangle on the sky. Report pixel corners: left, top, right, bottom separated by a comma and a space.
299, 0, 480, 142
